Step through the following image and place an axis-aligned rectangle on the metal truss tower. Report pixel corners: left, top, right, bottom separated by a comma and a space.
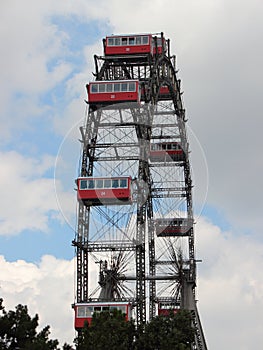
73, 32, 208, 349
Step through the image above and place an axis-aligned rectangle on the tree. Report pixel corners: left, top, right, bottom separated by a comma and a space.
75, 308, 195, 350
0, 298, 72, 350
135, 310, 195, 350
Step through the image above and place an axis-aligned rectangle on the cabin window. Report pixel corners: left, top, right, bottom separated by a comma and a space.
182, 219, 190, 227
135, 37, 141, 45
120, 178, 127, 188
167, 143, 172, 150
77, 306, 93, 317
121, 83, 128, 92
99, 84, 105, 93
91, 84, 98, 93
77, 306, 86, 317
142, 36, 149, 44
114, 37, 120, 46
114, 83, 121, 92
94, 306, 101, 312
129, 82, 136, 91
110, 306, 118, 311
108, 38, 114, 46
96, 179, 103, 188
129, 37, 135, 45
102, 306, 110, 311
112, 179, 119, 188
80, 180, 87, 189
88, 180, 95, 189
171, 143, 177, 150
121, 37, 128, 45
104, 179, 111, 188
106, 84, 113, 92
117, 306, 126, 313
159, 303, 176, 310
86, 307, 93, 316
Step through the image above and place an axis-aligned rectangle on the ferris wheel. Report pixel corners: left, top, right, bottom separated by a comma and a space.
72, 32, 207, 349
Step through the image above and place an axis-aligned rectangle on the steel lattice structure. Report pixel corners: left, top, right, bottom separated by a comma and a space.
73, 32, 208, 349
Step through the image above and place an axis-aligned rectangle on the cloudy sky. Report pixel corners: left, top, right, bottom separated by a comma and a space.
1, 0, 263, 348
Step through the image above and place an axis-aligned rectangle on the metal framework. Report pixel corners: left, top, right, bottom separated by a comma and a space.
73, 32, 208, 349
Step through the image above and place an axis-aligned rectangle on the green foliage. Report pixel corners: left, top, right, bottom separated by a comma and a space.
75, 308, 195, 350
0, 298, 72, 350
136, 310, 195, 350
0, 298, 195, 349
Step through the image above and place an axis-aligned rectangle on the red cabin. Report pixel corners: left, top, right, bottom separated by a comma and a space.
104, 34, 166, 56
76, 176, 132, 206
150, 142, 185, 162
74, 302, 132, 329
87, 80, 140, 105
155, 218, 193, 237
158, 302, 180, 316
141, 85, 172, 102
158, 85, 172, 100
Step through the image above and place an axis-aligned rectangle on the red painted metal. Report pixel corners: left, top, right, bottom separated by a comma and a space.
155, 218, 192, 237
87, 80, 140, 105
150, 142, 185, 162
104, 34, 153, 55
77, 176, 132, 205
74, 302, 132, 328
104, 34, 166, 56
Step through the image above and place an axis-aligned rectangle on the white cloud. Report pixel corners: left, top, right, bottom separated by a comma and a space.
0, 5, 70, 93
0, 255, 75, 346
0, 0, 112, 142
0, 151, 74, 236
0, 1, 74, 140
52, 40, 103, 137
195, 217, 263, 350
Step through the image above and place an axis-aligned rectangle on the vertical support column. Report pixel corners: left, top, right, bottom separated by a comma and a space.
135, 228, 146, 325
181, 275, 208, 350
147, 105, 155, 321
148, 216, 156, 320
136, 145, 147, 325
134, 105, 152, 325
76, 203, 89, 302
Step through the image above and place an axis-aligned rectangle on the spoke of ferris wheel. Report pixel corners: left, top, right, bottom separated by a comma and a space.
117, 282, 134, 298
155, 237, 180, 262
89, 285, 101, 299
90, 206, 134, 242
158, 280, 180, 298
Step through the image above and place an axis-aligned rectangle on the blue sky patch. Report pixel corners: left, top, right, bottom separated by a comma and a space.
0, 221, 74, 263
201, 203, 231, 232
